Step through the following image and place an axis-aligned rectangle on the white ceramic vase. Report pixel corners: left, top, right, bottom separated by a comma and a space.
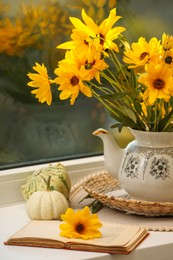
93, 128, 173, 202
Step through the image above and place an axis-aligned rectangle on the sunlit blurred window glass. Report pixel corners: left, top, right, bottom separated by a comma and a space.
0, 0, 172, 170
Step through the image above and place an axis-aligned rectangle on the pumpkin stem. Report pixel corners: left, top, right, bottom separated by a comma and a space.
40, 175, 54, 191
46, 176, 55, 191
47, 176, 51, 191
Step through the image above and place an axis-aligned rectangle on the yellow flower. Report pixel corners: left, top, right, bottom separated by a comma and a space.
69, 0, 117, 23
73, 49, 109, 83
80, 55, 109, 83
54, 51, 92, 105
162, 33, 173, 51
27, 62, 53, 105
138, 62, 173, 105
163, 49, 173, 69
57, 12, 100, 63
26, 6, 173, 132
97, 8, 125, 52
57, 9, 125, 62
123, 37, 161, 69
59, 206, 102, 240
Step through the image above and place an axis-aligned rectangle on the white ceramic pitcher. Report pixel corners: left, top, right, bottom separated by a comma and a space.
93, 128, 173, 202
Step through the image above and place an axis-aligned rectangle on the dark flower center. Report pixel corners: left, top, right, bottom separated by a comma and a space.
140, 52, 148, 60
70, 76, 79, 86
75, 223, 85, 234
153, 78, 165, 89
99, 33, 105, 45
165, 56, 173, 64
85, 60, 95, 70
84, 39, 89, 46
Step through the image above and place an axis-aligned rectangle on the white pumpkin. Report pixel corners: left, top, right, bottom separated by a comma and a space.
26, 189, 69, 220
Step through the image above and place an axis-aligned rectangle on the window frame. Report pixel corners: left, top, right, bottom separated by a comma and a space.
0, 155, 105, 207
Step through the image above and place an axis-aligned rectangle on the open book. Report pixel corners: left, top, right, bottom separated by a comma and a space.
4, 220, 148, 254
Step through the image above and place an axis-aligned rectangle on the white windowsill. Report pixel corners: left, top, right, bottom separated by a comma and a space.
1, 155, 173, 260
0, 155, 105, 207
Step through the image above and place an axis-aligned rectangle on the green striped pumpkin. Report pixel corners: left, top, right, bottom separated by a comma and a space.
21, 163, 71, 200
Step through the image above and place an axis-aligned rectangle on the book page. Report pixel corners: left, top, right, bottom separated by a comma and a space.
66, 223, 145, 248
6, 220, 146, 249
7, 220, 61, 241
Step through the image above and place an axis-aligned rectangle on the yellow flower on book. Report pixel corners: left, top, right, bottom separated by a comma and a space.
59, 206, 102, 240
27, 62, 54, 105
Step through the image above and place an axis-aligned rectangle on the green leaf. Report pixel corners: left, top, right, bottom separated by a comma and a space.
133, 99, 142, 113
158, 109, 173, 131
110, 122, 126, 132
101, 91, 134, 100
78, 194, 93, 203
91, 201, 103, 213
110, 123, 121, 129
130, 69, 137, 89
109, 110, 137, 129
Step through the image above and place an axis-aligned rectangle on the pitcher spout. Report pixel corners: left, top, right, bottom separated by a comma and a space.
93, 128, 124, 178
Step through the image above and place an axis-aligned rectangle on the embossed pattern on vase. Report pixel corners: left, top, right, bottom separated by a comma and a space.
119, 130, 173, 202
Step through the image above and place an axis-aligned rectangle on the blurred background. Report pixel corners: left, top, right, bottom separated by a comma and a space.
0, 0, 172, 169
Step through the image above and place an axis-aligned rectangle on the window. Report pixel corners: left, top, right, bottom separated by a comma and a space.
0, 0, 172, 170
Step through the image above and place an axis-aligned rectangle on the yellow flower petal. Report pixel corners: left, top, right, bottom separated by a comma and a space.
138, 62, 173, 105
27, 62, 53, 105
59, 206, 102, 240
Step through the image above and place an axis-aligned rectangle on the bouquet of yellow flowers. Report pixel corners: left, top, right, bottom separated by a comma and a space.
27, 8, 173, 132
